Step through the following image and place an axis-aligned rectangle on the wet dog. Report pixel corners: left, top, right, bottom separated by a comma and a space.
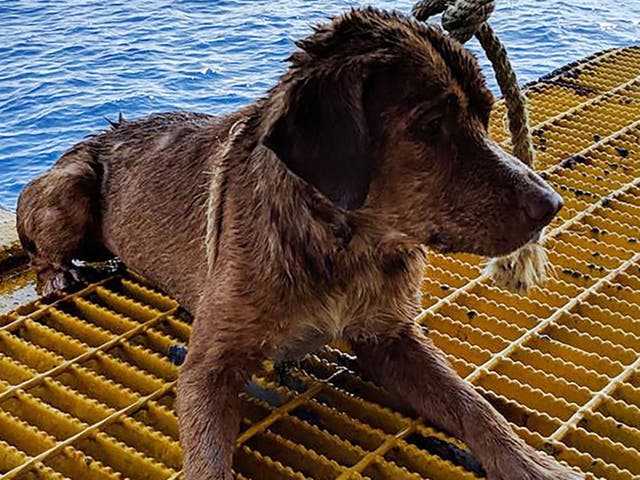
17, 8, 581, 480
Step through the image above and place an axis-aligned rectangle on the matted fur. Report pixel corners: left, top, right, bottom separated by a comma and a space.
16, 8, 577, 480
205, 119, 247, 273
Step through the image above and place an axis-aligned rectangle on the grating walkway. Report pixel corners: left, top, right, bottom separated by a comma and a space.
1, 46, 640, 480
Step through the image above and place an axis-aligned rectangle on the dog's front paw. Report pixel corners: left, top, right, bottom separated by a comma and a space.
486, 449, 585, 480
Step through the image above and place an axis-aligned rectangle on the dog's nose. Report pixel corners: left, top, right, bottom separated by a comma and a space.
523, 189, 564, 225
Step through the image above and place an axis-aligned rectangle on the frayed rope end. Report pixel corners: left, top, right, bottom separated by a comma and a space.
485, 241, 551, 293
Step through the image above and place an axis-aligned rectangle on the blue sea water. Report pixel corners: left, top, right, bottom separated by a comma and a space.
1, 0, 639, 210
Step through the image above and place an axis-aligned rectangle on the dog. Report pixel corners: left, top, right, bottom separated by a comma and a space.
16, 8, 581, 480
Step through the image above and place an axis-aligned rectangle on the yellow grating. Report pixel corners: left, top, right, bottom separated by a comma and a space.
1, 46, 640, 480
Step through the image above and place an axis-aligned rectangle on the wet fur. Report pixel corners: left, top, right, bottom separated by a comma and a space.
16, 8, 578, 480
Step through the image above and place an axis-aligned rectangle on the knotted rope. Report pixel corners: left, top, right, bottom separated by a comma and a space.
413, 0, 547, 291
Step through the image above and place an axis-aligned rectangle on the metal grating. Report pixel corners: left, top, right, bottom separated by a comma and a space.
1, 46, 640, 480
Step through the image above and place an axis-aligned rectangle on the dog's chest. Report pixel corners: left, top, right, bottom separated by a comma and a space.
269, 249, 424, 362
273, 293, 358, 361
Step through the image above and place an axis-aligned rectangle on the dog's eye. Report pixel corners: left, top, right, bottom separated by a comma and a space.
419, 117, 442, 139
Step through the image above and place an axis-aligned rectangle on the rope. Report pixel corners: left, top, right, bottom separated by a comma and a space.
413, 0, 544, 291
476, 24, 535, 165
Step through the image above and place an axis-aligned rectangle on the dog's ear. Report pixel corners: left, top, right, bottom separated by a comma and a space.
264, 68, 371, 210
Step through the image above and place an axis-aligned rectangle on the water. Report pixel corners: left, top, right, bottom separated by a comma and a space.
1, 0, 639, 210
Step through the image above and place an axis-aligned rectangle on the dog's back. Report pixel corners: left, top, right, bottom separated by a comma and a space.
17, 110, 234, 307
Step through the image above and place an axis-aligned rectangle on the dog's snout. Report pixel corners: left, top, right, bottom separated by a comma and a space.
522, 188, 563, 226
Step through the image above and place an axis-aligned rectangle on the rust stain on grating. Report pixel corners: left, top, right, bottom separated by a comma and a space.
1, 46, 640, 480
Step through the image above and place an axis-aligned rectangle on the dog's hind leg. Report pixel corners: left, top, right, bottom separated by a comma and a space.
16, 144, 106, 295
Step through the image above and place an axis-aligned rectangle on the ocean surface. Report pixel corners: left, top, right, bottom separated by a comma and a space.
1, 0, 639, 210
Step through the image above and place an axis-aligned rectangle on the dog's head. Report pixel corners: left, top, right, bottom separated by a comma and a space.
262, 8, 562, 257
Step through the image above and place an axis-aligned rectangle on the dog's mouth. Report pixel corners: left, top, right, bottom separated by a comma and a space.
530, 228, 545, 243
425, 227, 546, 257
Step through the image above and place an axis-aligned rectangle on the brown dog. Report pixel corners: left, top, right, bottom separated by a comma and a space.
16, 8, 581, 480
